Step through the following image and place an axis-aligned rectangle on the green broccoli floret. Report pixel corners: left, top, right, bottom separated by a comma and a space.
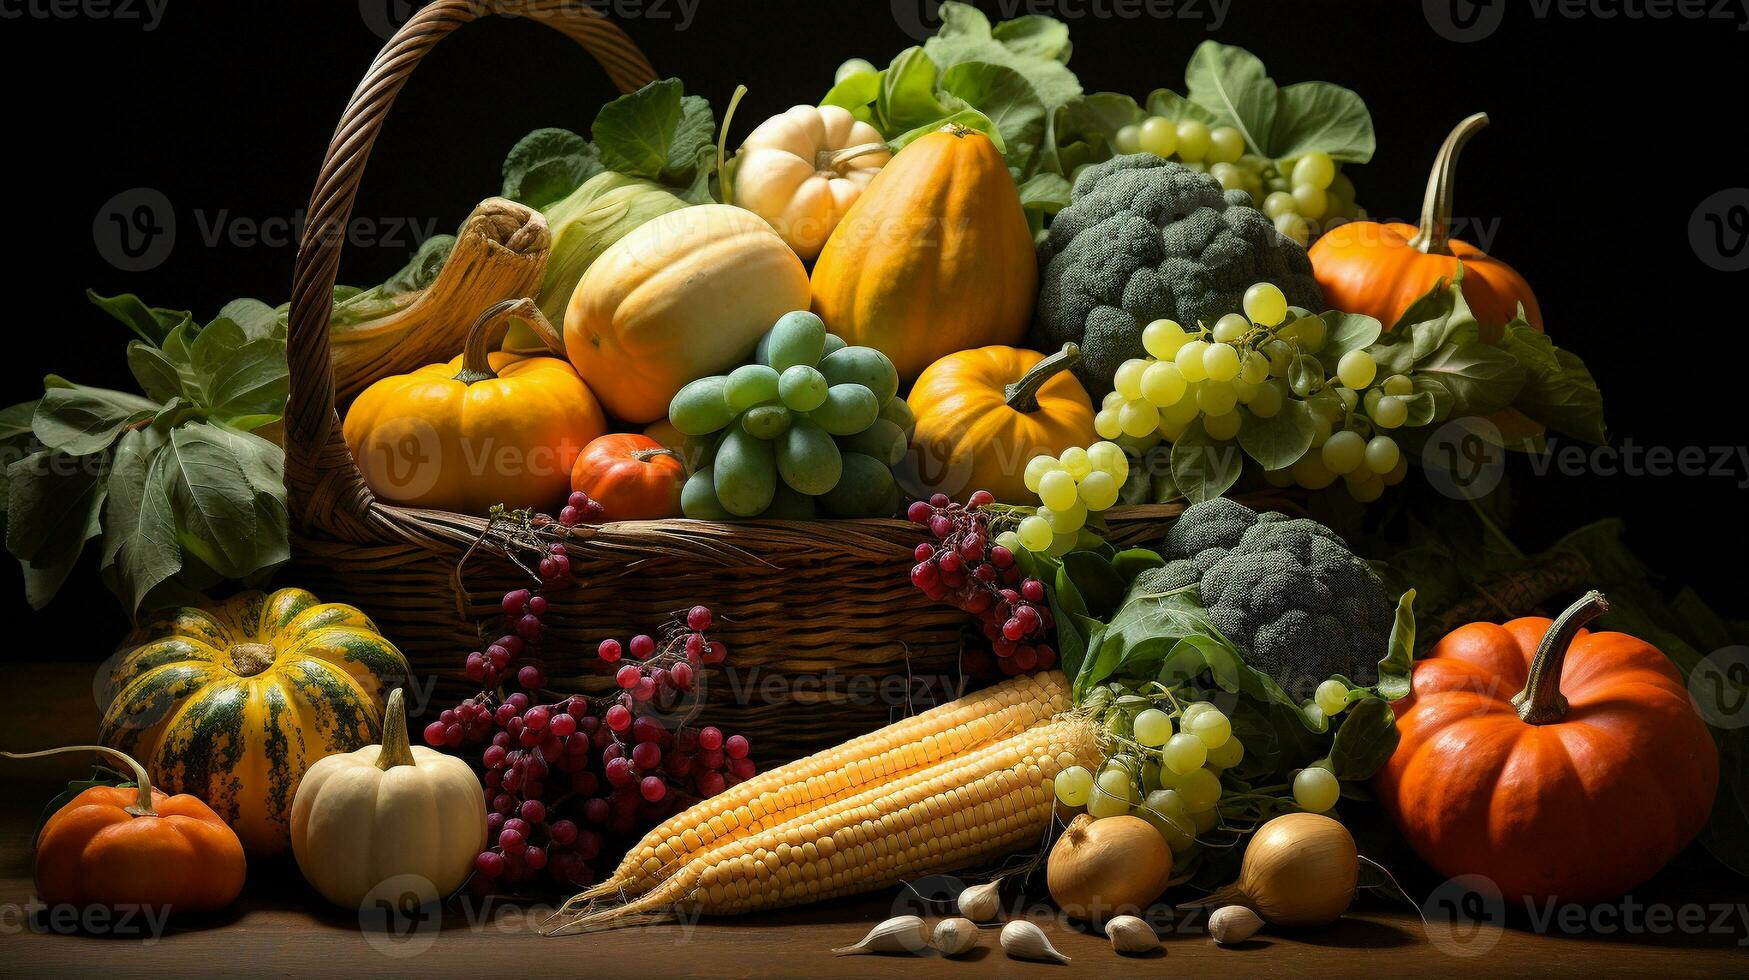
1163, 499, 1392, 696
1030, 154, 1323, 398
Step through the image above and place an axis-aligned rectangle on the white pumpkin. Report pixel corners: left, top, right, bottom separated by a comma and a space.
733, 104, 890, 260
290, 688, 486, 909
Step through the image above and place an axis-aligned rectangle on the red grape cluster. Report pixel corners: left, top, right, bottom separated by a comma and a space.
906, 492, 1057, 676
427, 593, 754, 895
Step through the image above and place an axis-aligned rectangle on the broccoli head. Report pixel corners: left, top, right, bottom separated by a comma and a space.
1030, 154, 1323, 398
1162, 499, 1392, 696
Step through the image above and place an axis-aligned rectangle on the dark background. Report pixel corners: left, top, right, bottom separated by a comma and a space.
1, 0, 1743, 658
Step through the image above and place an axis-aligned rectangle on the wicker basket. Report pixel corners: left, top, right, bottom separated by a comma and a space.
282, 0, 1213, 763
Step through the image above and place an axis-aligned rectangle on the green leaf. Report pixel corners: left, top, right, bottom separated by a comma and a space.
102, 427, 181, 615
501, 128, 602, 209
1312, 311, 1383, 369
31, 386, 156, 455
990, 13, 1071, 61
1411, 342, 1526, 420
663, 94, 717, 190
1183, 42, 1278, 158
1110, 548, 1164, 584
37, 766, 135, 840
1018, 171, 1071, 217
1144, 89, 1220, 127
1497, 319, 1606, 444
1327, 697, 1398, 780
924, 3, 1082, 115
1061, 551, 1128, 619
1375, 589, 1417, 702
878, 47, 959, 135
1169, 420, 1243, 503
196, 421, 285, 497
594, 79, 687, 181
203, 338, 288, 423
821, 70, 882, 111
1238, 398, 1315, 471
217, 299, 282, 341
1288, 354, 1324, 398
160, 426, 259, 579
0, 401, 37, 442
1268, 81, 1376, 163
86, 291, 192, 347
888, 109, 1004, 154
1398, 390, 1438, 428
5, 450, 109, 607
126, 342, 185, 403
1374, 273, 1479, 374
941, 61, 1047, 173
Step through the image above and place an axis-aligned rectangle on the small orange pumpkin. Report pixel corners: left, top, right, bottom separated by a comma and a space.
903, 344, 1097, 504
5, 744, 246, 914
1375, 592, 1719, 904
1310, 113, 1540, 343
570, 433, 687, 521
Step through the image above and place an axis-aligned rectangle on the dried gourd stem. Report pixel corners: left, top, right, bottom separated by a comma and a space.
1408, 112, 1489, 256
1512, 590, 1610, 725
458, 298, 562, 382
819, 142, 890, 173
717, 84, 749, 207
1004, 343, 1082, 414
3, 745, 157, 817
375, 689, 417, 770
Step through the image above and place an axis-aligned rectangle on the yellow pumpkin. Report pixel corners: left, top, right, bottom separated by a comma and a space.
97, 588, 410, 856
565, 204, 811, 424
810, 124, 1036, 381
733, 104, 890, 260
344, 298, 607, 513
903, 344, 1096, 504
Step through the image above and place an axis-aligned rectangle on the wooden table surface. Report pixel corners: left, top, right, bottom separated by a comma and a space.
1, 663, 1744, 978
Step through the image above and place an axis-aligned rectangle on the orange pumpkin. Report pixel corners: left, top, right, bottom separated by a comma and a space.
1310, 113, 1540, 343
903, 344, 1097, 504
6, 744, 245, 914
810, 124, 1035, 381
1375, 592, 1719, 904
571, 433, 687, 521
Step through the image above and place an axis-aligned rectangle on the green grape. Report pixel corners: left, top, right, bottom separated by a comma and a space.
1184, 708, 1231, 749
1291, 183, 1328, 220
1114, 358, 1148, 400
1133, 708, 1173, 747
838, 419, 907, 467
1382, 373, 1414, 397
1384, 453, 1409, 486
1263, 191, 1298, 219
1203, 343, 1241, 383
1197, 381, 1238, 416
1175, 120, 1211, 161
1180, 768, 1222, 813
1285, 315, 1327, 352
1141, 360, 1188, 407
1094, 409, 1123, 440
819, 346, 899, 404
1315, 679, 1350, 717
1334, 386, 1359, 412
713, 424, 778, 517
1047, 528, 1079, 557
775, 418, 842, 495
879, 396, 915, 438
1293, 151, 1336, 190
1041, 497, 1088, 534
725, 364, 781, 413
1192, 807, 1219, 834
1179, 702, 1214, 727
1211, 314, 1250, 344
1078, 470, 1119, 511
1207, 126, 1245, 164
1303, 701, 1327, 729
681, 467, 732, 519
1362, 387, 1384, 416
1086, 441, 1129, 483
1102, 389, 1127, 412
1142, 789, 1193, 841
1175, 340, 1210, 382
778, 365, 829, 412
1248, 381, 1284, 418
1336, 350, 1377, 389
810, 384, 880, 435
1365, 435, 1400, 474
1017, 515, 1053, 552
1321, 430, 1366, 475
1060, 446, 1093, 480
1210, 162, 1245, 191
1137, 116, 1177, 157
1371, 395, 1408, 429
834, 58, 877, 84
1114, 123, 1143, 155
1023, 455, 1063, 493
1243, 282, 1289, 327
1160, 392, 1202, 427
670, 376, 735, 436
1206, 735, 1244, 769
1055, 764, 1093, 807
741, 404, 793, 440
765, 310, 827, 371
1119, 399, 1160, 438
1096, 766, 1135, 801
1347, 472, 1385, 503
1308, 410, 1333, 448
1038, 469, 1079, 511
1087, 786, 1132, 819
1293, 767, 1339, 813
996, 530, 1022, 553
1203, 411, 1241, 441
1163, 732, 1208, 774
1264, 339, 1294, 377
821, 333, 848, 357
1274, 212, 1310, 245
1119, 429, 1161, 455
1331, 171, 1357, 202
1142, 319, 1188, 359
1240, 351, 1271, 385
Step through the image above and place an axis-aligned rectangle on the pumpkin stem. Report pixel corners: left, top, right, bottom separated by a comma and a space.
457, 298, 562, 384
2, 745, 158, 817
375, 688, 418, 770
1408, 112, 1489, 256
1004, 344, 1082, 414
631, 447, 685, 467
1511, 590, 1610, 725
718, 83, 749, 208
228, 642, 277, 676
818, 142, 890, 174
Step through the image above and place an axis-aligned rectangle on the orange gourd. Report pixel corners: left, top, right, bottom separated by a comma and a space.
344, 298, 606, 514
571, 433, 687, 521
810, 125, 1035, 381
5, 745, 246, 914
1310, 113, 1540, 343
1375, 592, 1719, 904
904, 344, 1096, 504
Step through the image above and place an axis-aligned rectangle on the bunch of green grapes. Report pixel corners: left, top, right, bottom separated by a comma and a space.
1112, 117, 1363, 245
1094, 283, 1410, 503
990, 442, 1131, 557
1053, 679, 1358, 858
669, 311, 912, 519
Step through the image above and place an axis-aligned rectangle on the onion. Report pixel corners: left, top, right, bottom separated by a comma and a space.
1201, 812, 1356, 927
1047, 814, 1173, 921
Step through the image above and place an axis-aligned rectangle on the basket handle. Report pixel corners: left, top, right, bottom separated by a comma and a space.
284, 0, 656, 540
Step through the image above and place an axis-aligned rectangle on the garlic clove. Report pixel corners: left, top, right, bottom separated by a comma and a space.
1104, 914, 1159, 955
931, 917, 982, 957
1208, 905, 1265, 945
956, 878, 1003, 921
1000, 919, 1071, 964
832, 915, 930, 956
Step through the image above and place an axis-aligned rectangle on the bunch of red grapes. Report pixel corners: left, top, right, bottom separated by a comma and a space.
906, 492, 1057, 676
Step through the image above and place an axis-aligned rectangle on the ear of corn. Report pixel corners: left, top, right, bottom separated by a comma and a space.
548, 710, 1096, 934
578, 670, 1070, 903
